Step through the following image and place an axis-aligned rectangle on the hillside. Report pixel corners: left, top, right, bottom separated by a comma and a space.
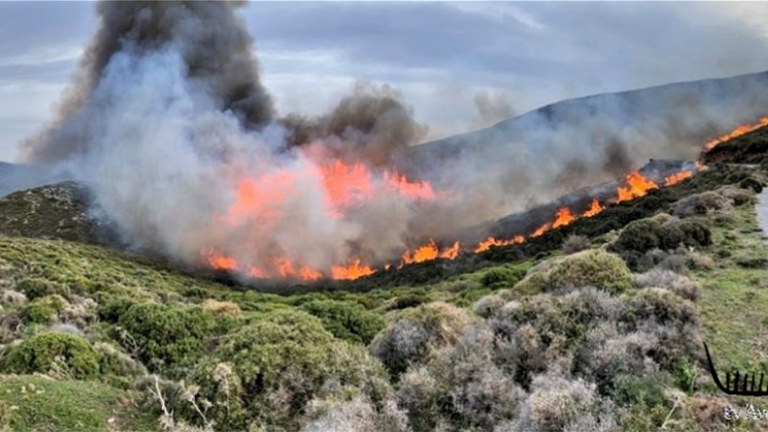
1, 124, 768, 431
408, 70, 768, 170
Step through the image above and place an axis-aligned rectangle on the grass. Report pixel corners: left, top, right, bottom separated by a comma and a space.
0, 375, 156, 432
697, 204, 768, 379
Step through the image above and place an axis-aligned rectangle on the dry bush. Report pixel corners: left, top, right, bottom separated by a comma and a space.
473, 294, 505, 319
686, 251, 716, 271
634, 269, 702, 302
673, 395, 737, 432
621, 288, 701, 371
487, 289, 623, 386
396, 324, 526, 431
301, 396, 409, 432
0, 289, 27, 306
657, 254, 693, 276
717, 185, 756, 206
497, 371, 618, 432
673, 191, 733, 218
0, 310, 23, 344
370, 301, 471, 378
201, 299, 241, 316
575, 322, 660, 393
562, 234, 590, 255
60, 296, 98, 328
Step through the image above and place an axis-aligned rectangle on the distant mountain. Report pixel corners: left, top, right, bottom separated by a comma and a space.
401, 70, 768, 181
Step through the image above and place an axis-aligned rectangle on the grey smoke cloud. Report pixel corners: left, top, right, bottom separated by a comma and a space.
474, 90, 517, 128
19, 1, 477, 279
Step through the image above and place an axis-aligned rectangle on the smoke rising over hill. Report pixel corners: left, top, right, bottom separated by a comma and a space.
16, 0, 768, 280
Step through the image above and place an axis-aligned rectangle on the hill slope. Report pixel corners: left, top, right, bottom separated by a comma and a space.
2, 125, 768, 430
408, 70, 768, 171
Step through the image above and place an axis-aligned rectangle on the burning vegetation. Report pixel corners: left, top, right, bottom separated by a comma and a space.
202, 139, 717, 282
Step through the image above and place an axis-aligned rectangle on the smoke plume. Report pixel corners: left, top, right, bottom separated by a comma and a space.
474, 90, 517, 128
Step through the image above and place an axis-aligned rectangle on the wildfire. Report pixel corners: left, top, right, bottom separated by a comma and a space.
552, 206, 575, 228
612, 171, 658, 203
331, 259, 375, 280
474, 236, 524, 253
704, 117, 768, 150
203, 115, 768, 283
583, 198, 603, 217
664, 171, 693, 186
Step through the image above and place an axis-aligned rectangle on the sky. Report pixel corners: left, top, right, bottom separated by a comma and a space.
1, 1, 768, 163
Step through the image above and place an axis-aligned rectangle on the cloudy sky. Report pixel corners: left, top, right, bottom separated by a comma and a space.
1, 1, 768, 162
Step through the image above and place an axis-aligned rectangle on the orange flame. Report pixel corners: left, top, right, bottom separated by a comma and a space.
205, 249, 237, 270
383, 171, 435, 200
401, 239, 461, 264
473, 236, 524, 253
331, 259, 375, 280
612, 171, 658, 203
664, 170, 693, 186
704, 117, 768, 150
439, 241, 461, 259
583, 198, 603, 218
552, 206, 575, 228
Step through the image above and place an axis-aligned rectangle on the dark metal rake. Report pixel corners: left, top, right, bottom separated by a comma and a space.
704, 342, 768, 396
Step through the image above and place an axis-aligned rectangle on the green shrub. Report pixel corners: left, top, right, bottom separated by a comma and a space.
675, 220, 713, 247
299, 300, 386, 345
611, 374, 669, 409
480, 266, 527, 289
0, 331, 99, 379
93, 342, 147, 389
389, 294, 428, 311
185, 310, 389, 431
96, 296, 139, 323
547, 249, 633, 294
614, 218, 663, 254
740, 177, 764, 193
15, 278, 70, 300
513, 250, 632, 295
658, 224, 686, 250
21, 295, 67, 325
116, 303, 215, 375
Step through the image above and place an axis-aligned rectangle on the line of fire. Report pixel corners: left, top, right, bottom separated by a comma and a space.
203, 116, 768, 283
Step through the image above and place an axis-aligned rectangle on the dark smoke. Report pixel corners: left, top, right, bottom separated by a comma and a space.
280, 81, 429, 168
21, 0, 274, 164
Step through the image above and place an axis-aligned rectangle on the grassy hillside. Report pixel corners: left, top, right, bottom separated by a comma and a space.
2, 130, 768, 431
